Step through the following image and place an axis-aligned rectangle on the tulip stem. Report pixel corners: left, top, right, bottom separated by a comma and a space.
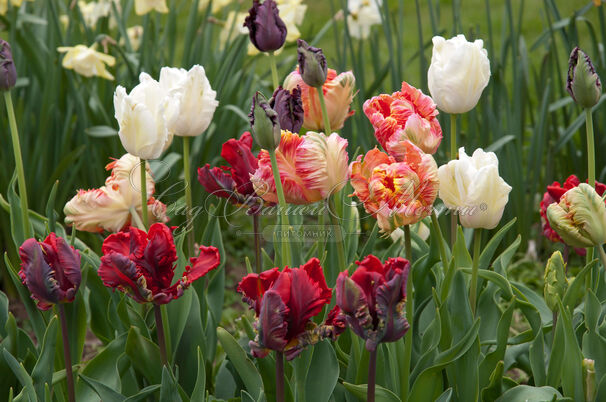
154, 304, 169, 367
401, 225, 413, 402
317, 88, 332, 134
470, 230, 482, 315
269, 149, 292, 267
586, 108, 595, 187
269, 51, 280, 90
58, 304, 75, 402
598, 246, 606, 272
140, 159, 149, 229
450, 114, 458, 246
253, 213, 261, 273
129, 207, 146, 230
4, 91, 31, 238
431, 212, 450, 273
367, 348, 377, 402
183, 136, 195, 255
328, 195, 347, 271
276, 351, 285, 402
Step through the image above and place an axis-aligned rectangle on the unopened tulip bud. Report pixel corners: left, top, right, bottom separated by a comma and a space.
270, 86, 304, 133
249, 92, 281, 150
543, 251, 568, 312
567, 47, 601, 109
547, 183, 606, 248
297, 39, 327, 88
0, 40, 17, 91
243, 0, 287, 53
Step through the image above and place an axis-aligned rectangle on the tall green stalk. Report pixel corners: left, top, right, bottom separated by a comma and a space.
183, 136, 195, 255
317, 89, 332, 134
470, 230, 482, 315
328, 195, 347, 270
450, 114, 458, 246
401, 225, 413, 401
431, 212, 449, 273
586, 108, 595, 187
58, 305, 75, 402
140, 159, 149, 229
4, 91, 31, 238
269, 51, 280, 90
154, 304, 169, 367
269, 150, 292, 267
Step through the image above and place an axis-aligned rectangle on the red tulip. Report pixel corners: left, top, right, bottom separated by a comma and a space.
336, 255, 410, 351
99, 223, 221, 304
198, 131, 261, 208
237, 258, 334, 360
18, 233, 81, 310
540, 174, 606, 255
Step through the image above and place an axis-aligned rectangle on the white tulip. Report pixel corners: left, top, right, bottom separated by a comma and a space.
427, 34, 491, 114
159, 65, 219, 137
438, 147, 511, 230
113, 72, 176, 160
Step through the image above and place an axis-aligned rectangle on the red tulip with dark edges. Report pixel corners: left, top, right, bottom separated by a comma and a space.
198, 131, 262, 209
336, 254, 410, 351
540, 174, 606, 255
237, 258, 337, 360
18, 233, 82, 310
98, 223, 221, 304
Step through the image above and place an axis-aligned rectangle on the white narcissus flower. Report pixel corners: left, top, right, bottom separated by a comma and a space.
64, 154, 168, 233
427, 34, 491, 114
134, 0, 168, 15
219, 11, 248, 48
114, 72, 177, 159
78, 0, 119, 29
57, 44, 116, 80
159, 65, 219, 137
126, 25, 144, 51
346, 0, 382, 39
438, 147, 511, 230
199, 0, 233, 13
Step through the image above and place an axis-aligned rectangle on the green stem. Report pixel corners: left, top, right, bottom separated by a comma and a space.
4, 91, 31, 238
470, 230, 482, 315
140, 159, 149, 229
431, 212, 449, 273
450, 114, 457, 247
269, 149, 291, 267
183, 136, 195, 255
253, 213, 261, 273
328, 195, 347, 269
401, 225, 413, 401
269, 51, 279, 90
276, 351, 285, 402
586, 108, 595, 187
598, 246, 606, 272
129, 207, 145, 230
58, 304, 75, 402
154, 304, 168, 367
317, 88, 332, 134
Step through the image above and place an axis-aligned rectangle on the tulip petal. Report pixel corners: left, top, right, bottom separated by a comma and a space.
183, 245, 221, 284
237, 267, 281, 314
40, 233, 81, 292
221, 131, 258, 195
135, 223, 177, 292
19, 239, 64, 310
98, 252, 152, 303
256, 290, 290, 353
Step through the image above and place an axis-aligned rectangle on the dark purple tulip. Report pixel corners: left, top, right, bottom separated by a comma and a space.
270, 86, 304, 133
0, 40, 17, 91
336, 255, 410, 351
19, 233, 81, 311
297, 39, 327, 88
243, 0, 287, 53
567, 47, 601, 109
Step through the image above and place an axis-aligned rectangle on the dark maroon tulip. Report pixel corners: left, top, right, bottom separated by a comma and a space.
0, 40, 17, 91
19, 233, 81, 310
270, 86, 304, 133
336, 255, 410, 351
297, 39, 327, 88
243, 0, 287, 53
237, 258, 335, 360
567, 47, 601, 109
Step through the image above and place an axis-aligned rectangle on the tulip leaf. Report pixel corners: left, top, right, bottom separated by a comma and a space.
479, 298, 515, 389
190, 347, 206, 402
125, 326, 162, 384
342, 382, 401, 402
460, 268, 513, 300
78, 373, 126, 402
562, 259, 597, 311
478, 218, 517, 270
1, 349, 37, 402
304, 340, 339, 402
159, 366, 182, 402
529, 331, 546, 387
31, 316, 58, 400
0, 290, 9, 338
557, 300, 584, 401
480, 361, 505, 402
84, 125, 118, 137
494, 385, 566, 402
216, 327, 263, 401
122, 385, 162, 402
435, 387, 453, 402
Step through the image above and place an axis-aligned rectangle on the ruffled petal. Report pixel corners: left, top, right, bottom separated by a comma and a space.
98, 252, 152, 303
237, 267, 281, 314
19, 239, 65, 310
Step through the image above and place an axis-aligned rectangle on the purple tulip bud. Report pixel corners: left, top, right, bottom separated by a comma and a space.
249, 91, 281, 150
0, 40, 17, 91
270, 86, 304, 133
297, 39, 327, 88
18, 233, 81, 311
243, 0, 287, 53
567, 47, 601, 109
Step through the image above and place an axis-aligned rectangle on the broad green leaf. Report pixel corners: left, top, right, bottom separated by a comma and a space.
216, 327, 263, 400
31, 316, 58, 400
304, 340, 339, 402
478, 218, 517, 270
190, 347, 206, 402
125, 327, 162, 385
2, 349, 36, 402
159, 366, 182, 402
342, 382, 401, 402
495, 385, 566, 402
435, 387, 453, 402
78, 374, 126, 402
460, 268, 513, 300
529, 332, 546, 387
